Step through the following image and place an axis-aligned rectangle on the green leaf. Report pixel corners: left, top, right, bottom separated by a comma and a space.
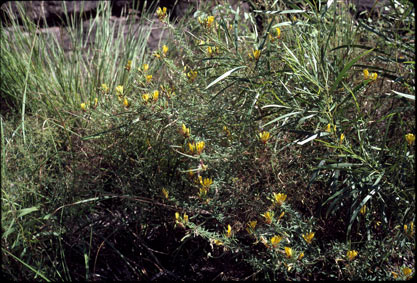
392, 90, 415, 100
262, 111, 302, 127
17, 206, 39, 218
329, 48, 374, 94
205, 66, 246, 90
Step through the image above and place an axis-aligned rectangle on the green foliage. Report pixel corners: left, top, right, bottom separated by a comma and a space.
1, 0, 415, 281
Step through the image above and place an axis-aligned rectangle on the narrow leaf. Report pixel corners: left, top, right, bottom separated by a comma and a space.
205, 66, 246, 90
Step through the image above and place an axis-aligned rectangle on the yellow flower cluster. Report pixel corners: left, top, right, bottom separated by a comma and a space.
404, 221, 414, 237
340, 133, 345, 144
153, 45, 168, 59
269, 27, 281, 43
175, 211, 188, 228
198, 15, 215, 29
181, 124, 191, 138
198, 175, 213, 199
346, 250, 358, 261
142, 63, 149, 72
246, 220, 257, 234
142, 93, 150, 103
156, 7, 167, 21
80, 98, 99, 111
363, 69, 377, 81
226, 224, 232, 238
259, 131, 270, 144
285, 247, 293, 258
261, 210, 274, 225
146, 74, 152, 83
270, 235, 283, 248
187, 69, 198, 82
405, 133, 415, 146
125, 60, 132, 71
360, 205, 367, 215
302, 232, 315, 244
272, 192, 287, 206
249, 49, 261, 60
325, 123, 336, 133
162, 188, 169, 199
101, 83, 109, 94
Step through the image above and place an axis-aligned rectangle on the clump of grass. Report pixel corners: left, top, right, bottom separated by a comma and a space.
1, 0, 414, 281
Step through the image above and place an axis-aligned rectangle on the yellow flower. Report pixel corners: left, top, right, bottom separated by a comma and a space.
223, 125, 231, 137
363, 69, 370, 80
115, 85, 124, 95
183, 213, 188, 224
156, 6, 167, 21
207, 46, 213, 56
276, 27, 281, 38
181, 124, 190, 138
346, 250, 358, 261
188, 142, 196, 154
226, 224, 232, 238
123, 97, 129, 108
246, 220, 257, 234
340, 133, 345, 144
199, 15, 215, 29
273, 192, 287, 206
187, 70, 198, 82
206, 16, 215, 28
196, 141, 205, 155
125, 60, 132, 71
199, 176, 213, 188
146, 74, 152, 83
269, 27, 281, 42
270, 235, 283, 248
101, 83, 109, 93
152, 90, 159, 102
363, 69, 377, 81
285, 247, 293, 258
93, 97, 98, 108
325, 123, 332, 133
391, 271, 399, 279
175, 212, 180, 222
298, 252, 304, 260
142, 63, 149, 72
162, 188, 169, 199
261, 210, 274, 225
153, 52, 161, 59
199, 187, 208, 198
402, 267, 412, 278
302, 232, 315, 244
142, 93, 150, 103
214, 239, 223, 246
405, 133, 415, 146
259, 131, 270, 144
250, 49, 261, 60
162, 45, 168, 56
360, 205, 367, 215
278, 211, 285, 220
80, 103, 87, 111
404, 222, 415, 236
